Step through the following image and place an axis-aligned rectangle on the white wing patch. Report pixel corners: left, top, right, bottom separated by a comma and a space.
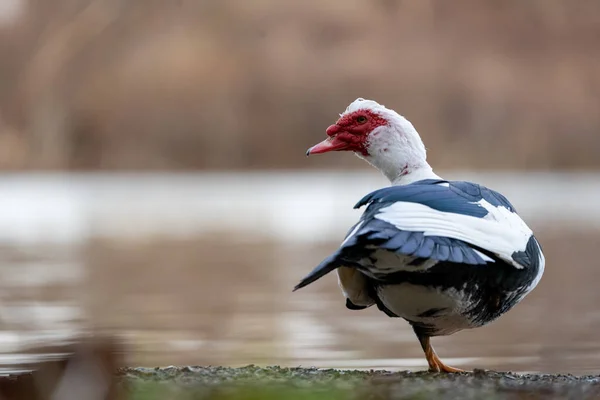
341, 221, 363, 246
472, 249, 495, 263
527, 240, 545, 291
374, 199, 533, 269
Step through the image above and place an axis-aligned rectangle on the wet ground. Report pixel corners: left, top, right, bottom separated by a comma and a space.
120, 366, 600, 400
1, 172, 600, 376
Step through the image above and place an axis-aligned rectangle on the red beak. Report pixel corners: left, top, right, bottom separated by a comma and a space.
306, 124, 349, 156
306, 136, 350, 156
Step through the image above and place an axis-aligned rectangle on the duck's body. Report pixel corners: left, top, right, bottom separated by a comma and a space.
295, 98, 545, 372
341, 179, 543, 338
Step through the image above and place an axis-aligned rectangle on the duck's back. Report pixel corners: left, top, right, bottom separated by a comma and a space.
326, 179, 545, 336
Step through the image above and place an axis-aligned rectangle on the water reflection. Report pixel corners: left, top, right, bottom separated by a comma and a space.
1, 172, 599, 374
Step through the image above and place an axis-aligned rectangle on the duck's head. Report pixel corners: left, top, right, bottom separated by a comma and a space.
306, 98, 432, 183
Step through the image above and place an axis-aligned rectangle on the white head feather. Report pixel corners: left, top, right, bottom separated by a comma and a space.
341, 98, 438, 185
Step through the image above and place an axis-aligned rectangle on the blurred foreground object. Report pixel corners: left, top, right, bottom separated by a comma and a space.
0, 338, 123, 400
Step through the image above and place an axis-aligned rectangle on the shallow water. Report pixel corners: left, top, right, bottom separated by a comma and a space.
0, 172, 599, 374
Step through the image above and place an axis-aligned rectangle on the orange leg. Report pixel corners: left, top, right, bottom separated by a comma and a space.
416, 334, 465, 373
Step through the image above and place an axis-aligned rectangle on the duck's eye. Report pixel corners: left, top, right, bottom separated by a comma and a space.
356, 116, 367, 124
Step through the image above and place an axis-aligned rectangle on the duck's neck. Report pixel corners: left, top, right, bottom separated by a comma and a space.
359, 116, 440, 186
390, 164, 441, 186
361, 143, 441, 186
362, 154, 441, 186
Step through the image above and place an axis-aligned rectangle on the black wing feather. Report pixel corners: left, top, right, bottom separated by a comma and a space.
295, 179, 516, 290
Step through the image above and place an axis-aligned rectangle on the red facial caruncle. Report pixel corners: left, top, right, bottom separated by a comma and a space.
306, 110, 388, 156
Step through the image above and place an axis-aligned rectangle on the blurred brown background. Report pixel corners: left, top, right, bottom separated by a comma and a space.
1, 0, 600, 376
0, 0, 599, 171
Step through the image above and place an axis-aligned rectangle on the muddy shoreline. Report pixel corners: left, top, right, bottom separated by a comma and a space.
118, 366, 600, 399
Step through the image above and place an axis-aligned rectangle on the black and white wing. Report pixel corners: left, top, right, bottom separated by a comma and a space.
294, 179, 544, 291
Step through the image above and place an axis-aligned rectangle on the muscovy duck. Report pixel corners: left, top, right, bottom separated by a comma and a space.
294, 98, 545, 373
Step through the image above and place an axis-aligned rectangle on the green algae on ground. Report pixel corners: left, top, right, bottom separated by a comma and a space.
119, 365, 600, 400
129, 381, 351, 400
